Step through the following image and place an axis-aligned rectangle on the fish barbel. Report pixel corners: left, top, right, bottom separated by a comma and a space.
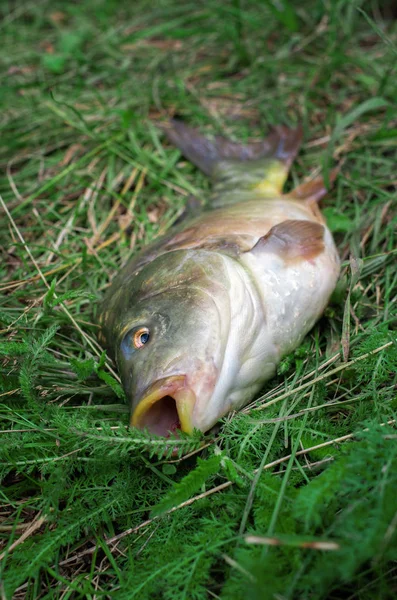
98, 120, 340, 436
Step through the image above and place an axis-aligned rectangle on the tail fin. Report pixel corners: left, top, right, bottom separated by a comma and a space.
162, 119, 303, 178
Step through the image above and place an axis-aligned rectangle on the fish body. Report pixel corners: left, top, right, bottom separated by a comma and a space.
98, 121, 340, 436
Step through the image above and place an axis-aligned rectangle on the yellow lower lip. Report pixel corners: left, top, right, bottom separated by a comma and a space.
131, 376, 196, 434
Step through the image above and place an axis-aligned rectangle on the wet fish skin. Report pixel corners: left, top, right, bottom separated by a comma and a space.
98, 121, 340, 436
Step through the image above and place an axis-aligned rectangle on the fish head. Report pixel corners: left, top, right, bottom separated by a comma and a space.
99, 250, 230, 437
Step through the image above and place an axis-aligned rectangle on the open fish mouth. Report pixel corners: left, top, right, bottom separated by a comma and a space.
131, 375, 196, 437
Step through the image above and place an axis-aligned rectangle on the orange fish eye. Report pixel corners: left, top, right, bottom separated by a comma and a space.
133, 327, 150, 349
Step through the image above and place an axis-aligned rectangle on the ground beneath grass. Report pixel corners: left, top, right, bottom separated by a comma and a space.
0, 1, 396, 598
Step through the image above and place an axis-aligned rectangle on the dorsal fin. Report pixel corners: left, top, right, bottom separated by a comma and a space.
284, 168, 339, 222
286, 168, 340, 204
161, 119, 303, 202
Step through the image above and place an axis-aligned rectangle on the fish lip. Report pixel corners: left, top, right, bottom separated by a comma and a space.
131, 375, 196, 435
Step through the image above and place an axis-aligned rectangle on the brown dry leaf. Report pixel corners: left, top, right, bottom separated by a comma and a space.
146, 200, 167, 224
60, 144, 84, 167
117, 213, 133, 231
7, 65, 36, 76
201, 96, 259, 121
187, 64, 214, 84
49, 11, 67, 25
0, 512, 47, 560
18, 88, 40, 97
122, 39, 183, 51
39, 41, 55, 54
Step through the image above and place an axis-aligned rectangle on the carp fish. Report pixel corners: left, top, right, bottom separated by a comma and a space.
98, 120, 340, 437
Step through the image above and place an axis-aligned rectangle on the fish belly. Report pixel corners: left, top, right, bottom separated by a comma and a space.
240, 215, 340, 368
199, 198, 340, 423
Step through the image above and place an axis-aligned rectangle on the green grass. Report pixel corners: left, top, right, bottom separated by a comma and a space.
0, 0, 396, 598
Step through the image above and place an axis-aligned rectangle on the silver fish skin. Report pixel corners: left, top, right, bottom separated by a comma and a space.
98, 121, 340, 436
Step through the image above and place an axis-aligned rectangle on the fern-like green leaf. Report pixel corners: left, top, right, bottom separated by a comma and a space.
70, 355, 96, 380
18, 325, 59, 404
151, 455, 222, 517
96, 369, 125, 399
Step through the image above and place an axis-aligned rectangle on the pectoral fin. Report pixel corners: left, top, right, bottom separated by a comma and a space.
250, 220, 325, 263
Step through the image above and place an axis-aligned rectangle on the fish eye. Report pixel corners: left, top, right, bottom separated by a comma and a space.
133, 327, 150, 349
120, 326, 151, 358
